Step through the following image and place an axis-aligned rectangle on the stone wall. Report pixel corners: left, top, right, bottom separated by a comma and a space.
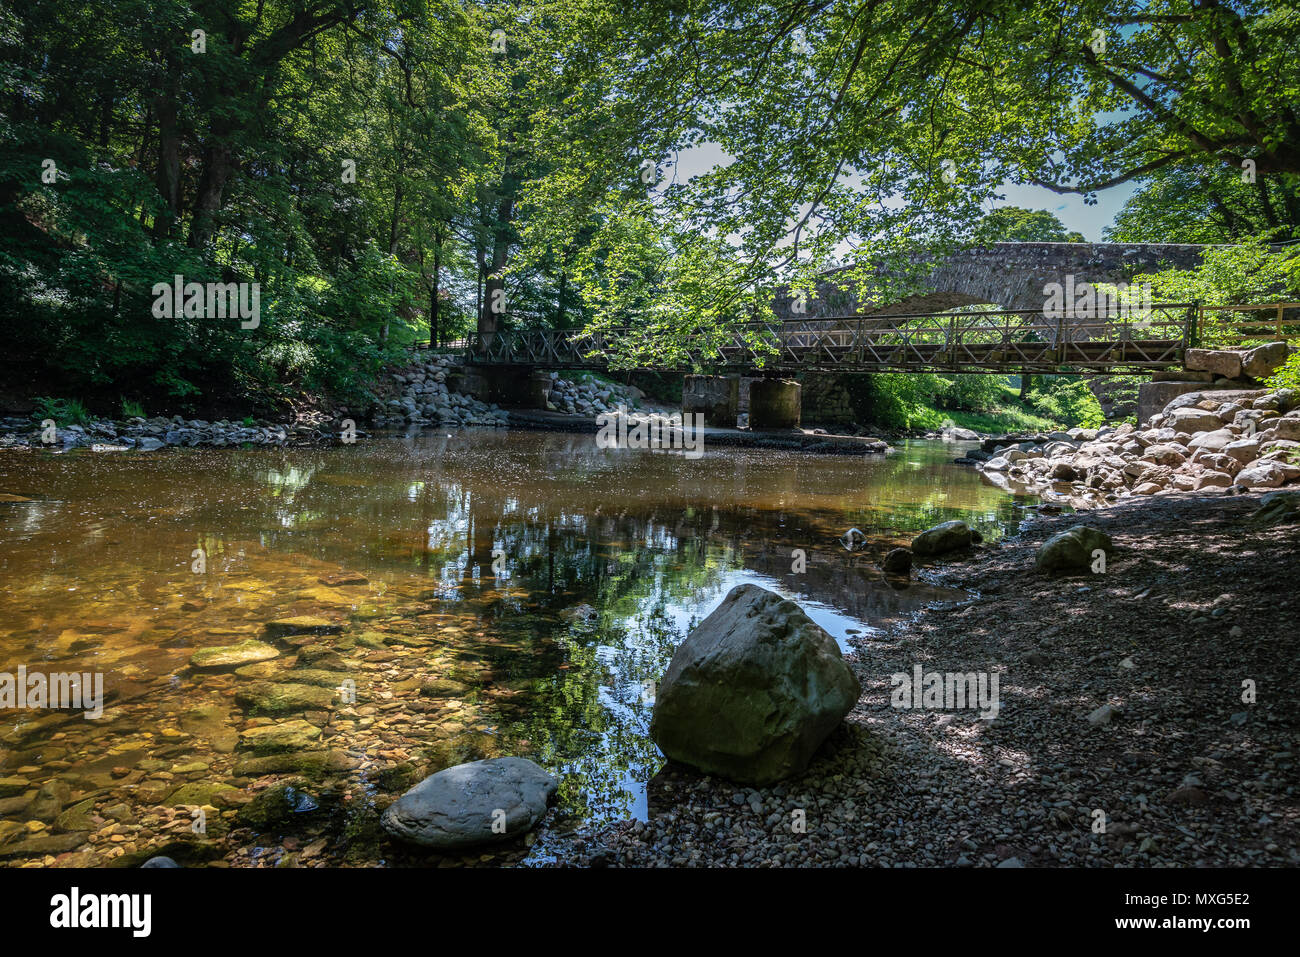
773, 242, 1209, 317
799, 373, 857, 427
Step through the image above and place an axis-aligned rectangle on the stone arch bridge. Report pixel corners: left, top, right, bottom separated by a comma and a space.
458, 242, 1297, 429
772, 242, 1209, 318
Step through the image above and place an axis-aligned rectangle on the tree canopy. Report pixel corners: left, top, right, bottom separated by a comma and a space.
1, 0, 1296, 407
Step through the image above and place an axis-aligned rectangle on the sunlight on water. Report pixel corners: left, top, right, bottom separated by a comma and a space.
0, 432, 1036, 866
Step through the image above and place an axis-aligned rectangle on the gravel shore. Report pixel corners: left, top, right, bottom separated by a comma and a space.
540, 491, 1299, 867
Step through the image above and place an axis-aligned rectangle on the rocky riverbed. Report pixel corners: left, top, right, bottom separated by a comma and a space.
0, 351, 656, 452
970, 387, 1300, 503
537, 492, 1298, 867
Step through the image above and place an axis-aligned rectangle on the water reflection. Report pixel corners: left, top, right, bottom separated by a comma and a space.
0, 432, 1034, 865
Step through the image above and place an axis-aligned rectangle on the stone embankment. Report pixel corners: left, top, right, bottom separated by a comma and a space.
371, 352, 646, 427
970, 386, 1300, 500
0, 350, 651, 451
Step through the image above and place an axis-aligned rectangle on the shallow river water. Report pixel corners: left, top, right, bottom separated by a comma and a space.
0, 431, 1038, 866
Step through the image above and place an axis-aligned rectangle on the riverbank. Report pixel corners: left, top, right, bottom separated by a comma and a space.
539, 490, 1298, 867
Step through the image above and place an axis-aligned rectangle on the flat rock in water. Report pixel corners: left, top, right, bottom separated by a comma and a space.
238, 719, 322, 753
190, 639, 280, 670
264, 616, 343, 639
380, 757, 557, 850
235, 681, 336, 714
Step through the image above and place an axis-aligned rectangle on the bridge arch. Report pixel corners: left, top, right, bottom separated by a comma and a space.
774, 242, 1210, 318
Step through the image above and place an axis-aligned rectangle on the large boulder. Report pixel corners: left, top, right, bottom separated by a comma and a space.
1185, 348, 1242, 379
910, 520, 979, 557
648, 585, 860, 785
1235, 459, 1300, 488
1167, 406, 1223, 434
1242, 342, 1291, 380
380, 757, 557, 850
1035, 525, 1114, 574
1186, 429, 1235, 452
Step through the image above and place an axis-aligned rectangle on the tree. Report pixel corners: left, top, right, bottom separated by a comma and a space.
974, 207, 1086, 245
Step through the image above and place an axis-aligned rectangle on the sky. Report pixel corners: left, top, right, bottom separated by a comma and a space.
667, 142, 1140, 244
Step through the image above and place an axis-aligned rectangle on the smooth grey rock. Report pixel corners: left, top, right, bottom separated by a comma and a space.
648, 584, 861, 785
882, 548, 912, 575
911, 520, 978, 557
1087, 703, 1119, 726
142, 856, 180, 868
1036, 525, 1113, 573
380, 757, 557, 849
1242, 341, 1290, 379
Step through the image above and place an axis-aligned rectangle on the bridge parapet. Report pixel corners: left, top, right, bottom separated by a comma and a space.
774, 242, 1210, 319
466, 304, 1197, 375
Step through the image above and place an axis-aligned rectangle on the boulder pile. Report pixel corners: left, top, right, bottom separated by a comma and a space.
543, 371, 645, 416
974, 387, 1300, 499
372, 352, 509, 428
372, 352, 647, 427
0, 414, 327, 451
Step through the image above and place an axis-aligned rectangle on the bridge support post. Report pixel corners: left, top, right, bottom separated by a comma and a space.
683, 375, 740, 427
749, 378, 802, 430
448, 366, 547, 408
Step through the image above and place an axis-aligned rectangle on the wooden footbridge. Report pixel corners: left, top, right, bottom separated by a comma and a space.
460, 302, 1300, 375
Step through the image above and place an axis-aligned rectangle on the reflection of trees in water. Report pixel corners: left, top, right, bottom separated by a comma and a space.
120, 436, 1037, 822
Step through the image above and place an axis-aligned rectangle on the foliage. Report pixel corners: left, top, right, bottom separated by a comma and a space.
974, 208, 1086, 244
1106, 163, 1300, 243
1139, 241, 1300, 306
1025, 377, 1106, 429
2, 0, 1298, 407
32, 396, 89, 424
1266, 352, 1300, 392
937, 375, 1007, 412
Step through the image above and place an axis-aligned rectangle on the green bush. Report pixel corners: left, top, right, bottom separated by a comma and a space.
937, 374, 1005, 412
32, 396, 90, 425
1266, 352, 1300, 392
1025, 377, 1105, 428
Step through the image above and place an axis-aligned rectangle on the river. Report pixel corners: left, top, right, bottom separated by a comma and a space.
0, 430, 1039, 866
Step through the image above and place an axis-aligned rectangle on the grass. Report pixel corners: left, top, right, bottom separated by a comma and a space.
32, 396, 90, 425
936, 403, 1063, 434
897, 381, 1068, 433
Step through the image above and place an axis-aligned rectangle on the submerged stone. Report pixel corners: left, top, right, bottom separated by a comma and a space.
237, 719, 322, 754
381, 757, 557, 850
235, 681, 337, 714
264, 616, 343, 639
190, 639, 280, 670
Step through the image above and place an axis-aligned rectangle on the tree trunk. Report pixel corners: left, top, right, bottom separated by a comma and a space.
188, 139, 236, 250
430, 226, 442, 346
152, 52, 182, 240
477, 189, 514, 349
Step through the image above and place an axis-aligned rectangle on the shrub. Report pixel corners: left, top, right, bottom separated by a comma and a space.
32, 396, 90, 425
1266, 352, 1300, 392
1026, 377, 1105, 428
